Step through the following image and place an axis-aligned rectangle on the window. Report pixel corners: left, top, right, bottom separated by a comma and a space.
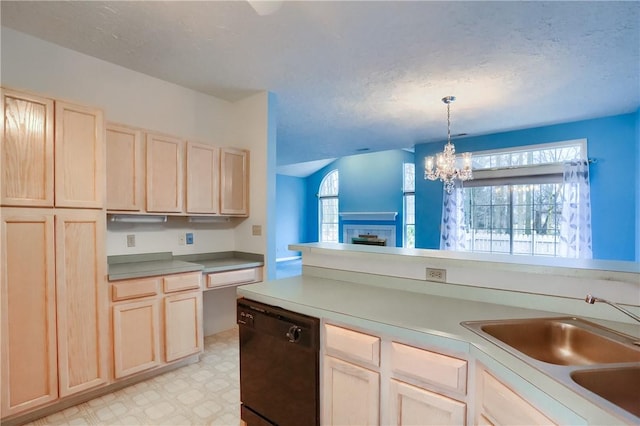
448, 140, 587, 257
403, 163, 415, 248
463, 183, 564, 255
318, 170, 339, 243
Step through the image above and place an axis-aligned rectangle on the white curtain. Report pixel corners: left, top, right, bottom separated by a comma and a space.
559, 160, 593, 259
440, 183, 467, 251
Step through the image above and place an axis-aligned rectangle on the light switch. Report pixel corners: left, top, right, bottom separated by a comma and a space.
252, 225, 262, 236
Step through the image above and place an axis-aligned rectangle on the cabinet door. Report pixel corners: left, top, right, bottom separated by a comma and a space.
146, 133, 184, 213
113, 298, 161, 378
106, 123, 143, 211
1, 208, 58, 416
164, 291, 203, 362
323, 355, 379, 426
54, 101, 105, 208
186, 142, 219, 214
389, 379, 466, 425
1, 88, 55, 207
478, 369, 556, 426
55, 209, 108, 397
220, 147, 249, 216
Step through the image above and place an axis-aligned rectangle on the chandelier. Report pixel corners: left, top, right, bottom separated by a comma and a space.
424, 96, 473, 193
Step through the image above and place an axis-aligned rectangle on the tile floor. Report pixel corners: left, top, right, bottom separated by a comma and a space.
27, 328, 240, 426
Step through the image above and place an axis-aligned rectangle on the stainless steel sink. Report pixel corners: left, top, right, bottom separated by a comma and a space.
464, 317, 640, 365
462, 316, 640, 423
571, 366, 640, 418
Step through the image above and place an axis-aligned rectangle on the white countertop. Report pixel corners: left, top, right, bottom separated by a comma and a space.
238, 274, 640, 425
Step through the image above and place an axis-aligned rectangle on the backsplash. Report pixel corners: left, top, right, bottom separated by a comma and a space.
106, 218, 236, 255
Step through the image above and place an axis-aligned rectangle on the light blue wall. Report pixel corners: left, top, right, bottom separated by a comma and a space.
275, 174, 307, 259
415, 112, 638, 261
636, 108, 640, 262
305, 150, 414, 246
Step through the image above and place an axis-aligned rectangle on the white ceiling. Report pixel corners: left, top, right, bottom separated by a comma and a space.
2, 1, 639, 177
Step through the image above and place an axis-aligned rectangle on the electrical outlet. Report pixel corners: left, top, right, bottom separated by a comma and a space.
426, 267, 446, 282
252, 225, 262, 236
186, 233, 194, 245
126, 234, 135, 248
178, 234, 186, 246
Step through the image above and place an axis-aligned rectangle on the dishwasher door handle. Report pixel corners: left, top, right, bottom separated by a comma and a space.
286, 325, 302, 343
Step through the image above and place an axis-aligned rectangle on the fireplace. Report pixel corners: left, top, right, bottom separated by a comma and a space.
351, 234, 387, 246
343, 225, 396, 247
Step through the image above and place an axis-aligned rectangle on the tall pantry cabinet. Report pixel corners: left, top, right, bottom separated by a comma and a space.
0, 88, 107, 417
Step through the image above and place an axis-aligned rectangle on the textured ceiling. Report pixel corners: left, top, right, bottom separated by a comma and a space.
2, 1, 639, 175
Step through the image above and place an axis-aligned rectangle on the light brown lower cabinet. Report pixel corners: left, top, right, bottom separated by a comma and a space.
110, 272, 203, 378
322, 355, 380, 426
389, 379, 466, 425
1, 207, 107, 417
112, 298, 161, 378
164, 290, 203, 362
322, 323, 469, 426
476, 367, 557, 425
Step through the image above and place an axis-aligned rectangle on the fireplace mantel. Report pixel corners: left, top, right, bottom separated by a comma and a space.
339, 212, 397, 221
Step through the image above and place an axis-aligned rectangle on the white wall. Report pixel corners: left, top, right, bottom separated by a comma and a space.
227, 92, 276, 276
1, 27, 232, 142
1, 27, 269, 258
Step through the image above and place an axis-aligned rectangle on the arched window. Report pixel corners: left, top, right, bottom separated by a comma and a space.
318, 170, 339, 242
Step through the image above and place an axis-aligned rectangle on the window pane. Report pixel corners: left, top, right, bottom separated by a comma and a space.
319, 170, 339, 196
403, 163, 415, 192
404, 193, 415, 248
491, 206, 509, 229
405, 195, 415, 225
405, 225, 415, 248
470, 142, 584, 170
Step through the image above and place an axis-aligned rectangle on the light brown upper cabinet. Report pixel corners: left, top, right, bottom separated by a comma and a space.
106, 124, 143, 211
105, 123, 250, 217
1, 88, 105, 209
1, 88, 55, 207
146, 132, 184, 213
220, 147, 249, 216
186, 142, 219, 214
54, 101, 105, 208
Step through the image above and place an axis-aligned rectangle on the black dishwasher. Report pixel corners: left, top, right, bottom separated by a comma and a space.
237, 298, 320, 426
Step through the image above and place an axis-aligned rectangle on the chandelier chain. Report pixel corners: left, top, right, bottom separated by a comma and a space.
446, 100, 451, 145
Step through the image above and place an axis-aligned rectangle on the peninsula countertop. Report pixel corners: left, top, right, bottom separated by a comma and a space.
237, 274, 640, 425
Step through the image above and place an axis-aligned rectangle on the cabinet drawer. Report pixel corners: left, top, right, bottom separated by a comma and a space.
112, 277, 160, 301
479, 370, 556, 425
325, 324, 380, 367
207, 267, 262, 289
390, 342, 467, 395
163, 272, 201, 293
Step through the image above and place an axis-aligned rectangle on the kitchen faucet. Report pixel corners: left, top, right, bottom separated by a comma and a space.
585, 294, 640, 323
